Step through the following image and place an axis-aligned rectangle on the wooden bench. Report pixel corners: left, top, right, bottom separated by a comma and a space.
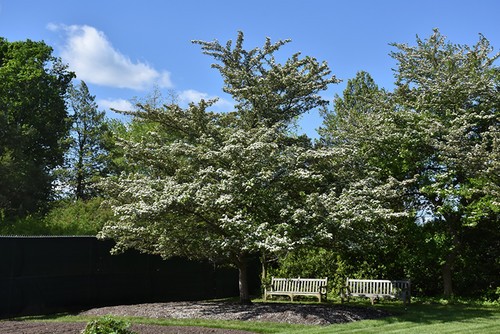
340, 278, 411, 306
264, 277, 328, 302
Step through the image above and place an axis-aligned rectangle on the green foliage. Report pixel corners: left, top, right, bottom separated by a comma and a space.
59, 81, 112, 200
0, 197, 112, 236
100, 32, 339, 303
100, 87, 181, 177
100, 104, 327, 303
318, 29, 500, 299
43, 197, 114, 235
0, 213, 50, 235
388, 30, 500, 298
104, 116, 175, 176
192, 31, 339, 129
267, 243, 415, 298
390, 29, 500, 221
129, 84, 179, 109
0, 37, 75, 219
81, 315, 137, 334
318, 70, 383, 146
267, 248, 348, 296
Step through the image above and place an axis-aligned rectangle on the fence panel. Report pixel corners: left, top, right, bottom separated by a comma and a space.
0, 236, 257, 318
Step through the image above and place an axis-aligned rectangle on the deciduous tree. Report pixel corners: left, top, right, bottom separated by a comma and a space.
192, 31, 338, 129
390, 30, 500, 297
319, 30, 500, 298
100, 32, 338, 303
0, 38, 74, 219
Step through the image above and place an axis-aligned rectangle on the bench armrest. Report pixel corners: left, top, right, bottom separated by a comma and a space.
340, 286, 350, 296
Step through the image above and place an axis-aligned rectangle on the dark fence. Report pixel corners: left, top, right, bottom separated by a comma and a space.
0, 236, 259, 319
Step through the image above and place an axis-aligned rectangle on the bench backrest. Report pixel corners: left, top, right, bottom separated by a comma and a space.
346, 278, 410, 296
271, 277, 327, 292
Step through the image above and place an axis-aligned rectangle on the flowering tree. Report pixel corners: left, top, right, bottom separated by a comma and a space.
319, 30, 500, 297
389, 30, 500, 297
99, 32, 338, 303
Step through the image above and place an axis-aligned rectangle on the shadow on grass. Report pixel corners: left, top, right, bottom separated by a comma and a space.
344, 300, 499, 325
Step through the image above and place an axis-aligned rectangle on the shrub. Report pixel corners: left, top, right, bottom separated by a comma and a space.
0, 197, 115, 236
0, 213, 51, 235
267, 247, 350, 296
44, 197, 114, 235
81, 315, 137, 334
266, 246, 403, 297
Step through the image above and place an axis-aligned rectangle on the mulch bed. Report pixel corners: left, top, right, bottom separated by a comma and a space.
0, 321, 254, 334
0, 301, 396, 333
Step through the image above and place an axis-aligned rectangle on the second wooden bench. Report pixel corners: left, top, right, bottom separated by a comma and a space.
340, 278, 411, 306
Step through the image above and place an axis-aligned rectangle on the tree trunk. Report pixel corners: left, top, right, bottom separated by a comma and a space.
441, 217, 461, 299
76, 141, 85, 200
261, 253, 267, 283
236, 255, 251, 304
441, 252, 456, 299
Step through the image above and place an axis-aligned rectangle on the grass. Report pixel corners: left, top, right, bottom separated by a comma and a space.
5, 299, 500, 333
11, 313, 304, 333
291, 301, 500, 333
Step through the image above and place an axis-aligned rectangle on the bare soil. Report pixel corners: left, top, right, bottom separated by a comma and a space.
0, 301, 395, 333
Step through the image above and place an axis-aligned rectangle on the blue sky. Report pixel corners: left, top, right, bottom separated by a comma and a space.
1, 0, 500, 138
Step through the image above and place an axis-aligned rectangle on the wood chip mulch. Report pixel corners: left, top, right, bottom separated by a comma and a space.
1, 301, 396, 333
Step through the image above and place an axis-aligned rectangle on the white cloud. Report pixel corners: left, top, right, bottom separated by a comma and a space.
179, 89, 234, 111
98, 98, 134, 112
46, 23, 59, 32
50, 24, 172, 90
179, 89, 210, 103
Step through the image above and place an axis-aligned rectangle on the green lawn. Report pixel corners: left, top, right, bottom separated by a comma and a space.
7, 301, 500, 334
291, 302, 500, 333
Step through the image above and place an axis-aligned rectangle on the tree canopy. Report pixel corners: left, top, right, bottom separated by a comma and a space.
319, 29, 500, 297
2, 30, 498, 301
389, 30, 500, 297
192, 31, 339, 128
58, 80, 111, 200
0, 38, 74, 219
99, 32, 338, 303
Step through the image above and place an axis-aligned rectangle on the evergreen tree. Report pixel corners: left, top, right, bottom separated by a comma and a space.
318, 71, 383, 146
63, 81, 110, 200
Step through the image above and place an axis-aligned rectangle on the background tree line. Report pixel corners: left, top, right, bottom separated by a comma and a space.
0, 31, 498, 302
